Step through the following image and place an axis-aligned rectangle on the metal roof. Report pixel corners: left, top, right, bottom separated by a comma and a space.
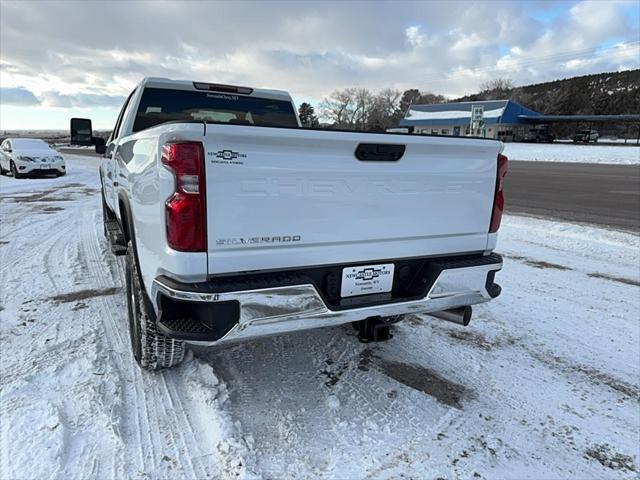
406, 100, 509, 113
399, 100, 539, 126
519, 114, 640, 123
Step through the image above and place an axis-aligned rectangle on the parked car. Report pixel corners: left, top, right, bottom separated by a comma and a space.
523, 126, 555, 143
0, 138, 66, 178
573, 129, 599, 143
72, 77, 506, 370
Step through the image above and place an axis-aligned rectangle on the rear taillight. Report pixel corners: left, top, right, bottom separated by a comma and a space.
489, 153, 508, 233
161, 142, 206, 251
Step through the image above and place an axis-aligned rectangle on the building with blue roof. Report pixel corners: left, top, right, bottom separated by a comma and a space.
399, 100, 540, 140
398, 99, 640, 142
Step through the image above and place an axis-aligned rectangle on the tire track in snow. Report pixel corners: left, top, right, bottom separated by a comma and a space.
77, 206, 166, 478
1, 160, 229, 479
0, 203, 124, 479
76, 193, 231, 478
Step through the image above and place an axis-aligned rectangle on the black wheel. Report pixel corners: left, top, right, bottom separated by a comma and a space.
125, 241, 185, 370
0, 163, 7, 175
10, 161, 24, 179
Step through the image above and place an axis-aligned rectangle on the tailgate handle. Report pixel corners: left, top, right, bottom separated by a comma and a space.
355, 143, 405, 162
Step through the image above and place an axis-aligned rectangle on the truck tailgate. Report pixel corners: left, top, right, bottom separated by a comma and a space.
202, 125, 501, 275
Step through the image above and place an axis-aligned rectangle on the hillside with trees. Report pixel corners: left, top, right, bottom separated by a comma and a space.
310, 69, 639, 135
458, 70, 640, 116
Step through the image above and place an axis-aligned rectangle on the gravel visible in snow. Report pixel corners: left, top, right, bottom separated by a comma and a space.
502, 142, 640, 165
1, 154, 638, 479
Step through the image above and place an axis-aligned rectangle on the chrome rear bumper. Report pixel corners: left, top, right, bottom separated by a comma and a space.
150, 255, 502, 346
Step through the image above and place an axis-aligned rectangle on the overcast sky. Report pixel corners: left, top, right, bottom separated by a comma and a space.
1, 0, 638, 129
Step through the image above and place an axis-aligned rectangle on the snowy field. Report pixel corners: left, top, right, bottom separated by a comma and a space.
1, 154, 639, 479
502, 142, 640, 165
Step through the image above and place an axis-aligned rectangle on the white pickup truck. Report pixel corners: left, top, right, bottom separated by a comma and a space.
71, 77, 506, 370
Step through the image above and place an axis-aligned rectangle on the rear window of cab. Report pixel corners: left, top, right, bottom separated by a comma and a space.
133, 88, 298, 132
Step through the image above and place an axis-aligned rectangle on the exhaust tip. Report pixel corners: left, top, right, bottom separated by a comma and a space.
429, 306, 472, 326
459, 306, 472, 326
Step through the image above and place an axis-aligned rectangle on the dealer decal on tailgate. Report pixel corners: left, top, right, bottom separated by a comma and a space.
341, 263, 395, 298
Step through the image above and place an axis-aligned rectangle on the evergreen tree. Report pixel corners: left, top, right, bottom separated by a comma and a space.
298, 102, 319, 128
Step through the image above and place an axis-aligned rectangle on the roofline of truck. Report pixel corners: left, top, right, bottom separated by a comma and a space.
138, 77, 293, 102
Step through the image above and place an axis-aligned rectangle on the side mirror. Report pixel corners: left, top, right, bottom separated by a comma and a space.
70, 118, 94, 146
94, 137, 106, 155
70, 117, 106, 155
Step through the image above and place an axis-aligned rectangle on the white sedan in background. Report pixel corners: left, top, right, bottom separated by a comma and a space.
0, 138, 66, 178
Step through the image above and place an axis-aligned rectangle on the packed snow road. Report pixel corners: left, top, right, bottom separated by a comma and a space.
1, 154, 639, 479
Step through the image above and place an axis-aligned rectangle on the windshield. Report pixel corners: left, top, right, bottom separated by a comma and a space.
133, 88, 298, 132
12, 139, 50, 150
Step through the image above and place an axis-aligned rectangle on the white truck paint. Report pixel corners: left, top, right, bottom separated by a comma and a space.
200, 124, 500, 274
78, 77, 505, 370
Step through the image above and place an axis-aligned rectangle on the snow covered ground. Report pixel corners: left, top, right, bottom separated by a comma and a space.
1, 154, 639, 479
502, 142, 640, 165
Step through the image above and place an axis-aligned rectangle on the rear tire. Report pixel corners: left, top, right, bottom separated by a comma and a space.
125, 241, 185, 370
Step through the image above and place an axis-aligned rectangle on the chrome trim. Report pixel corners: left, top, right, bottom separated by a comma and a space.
151, 261, 501, 346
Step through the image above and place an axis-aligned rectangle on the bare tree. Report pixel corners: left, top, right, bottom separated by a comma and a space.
369, 88, 402, 131
319, 89, 356, 128
352, 88, 375, 130
478, 78, 515, 99
319, 88, 376, 130
321, 87, 443, 130
418, 92, 446, 104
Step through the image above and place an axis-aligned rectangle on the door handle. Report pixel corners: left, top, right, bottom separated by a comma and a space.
355, 143, 405, 161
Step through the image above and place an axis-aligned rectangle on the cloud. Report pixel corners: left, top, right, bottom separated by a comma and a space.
39, 91, 126, 108
405, 26, 426, 48
0, 0, 638, 111
0, 86, 40, 106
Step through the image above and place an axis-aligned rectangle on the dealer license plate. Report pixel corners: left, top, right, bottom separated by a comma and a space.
341, 263, 394, 298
